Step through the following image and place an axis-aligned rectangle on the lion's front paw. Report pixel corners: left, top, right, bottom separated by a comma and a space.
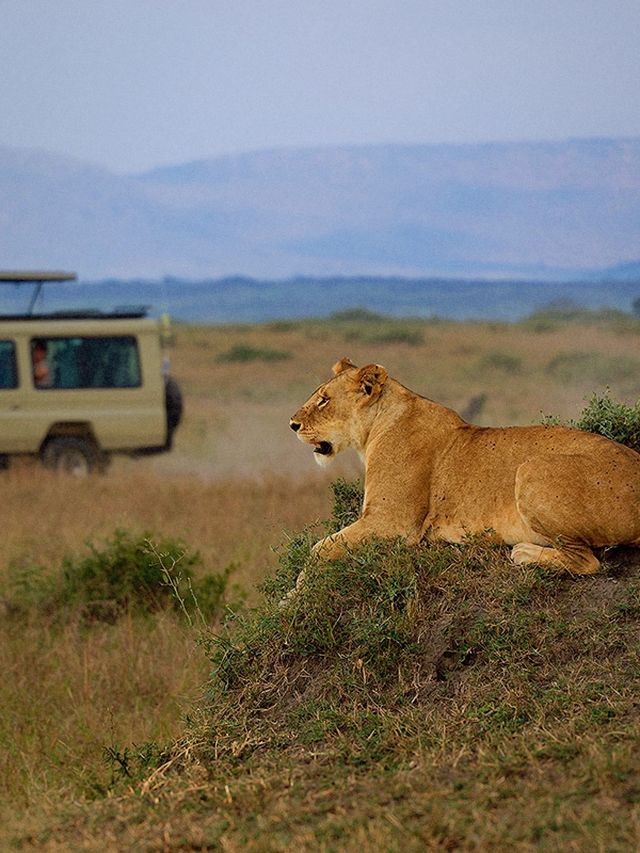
310, 539, 324, 558
278, 569, 307, 608
311, 536, 339, 559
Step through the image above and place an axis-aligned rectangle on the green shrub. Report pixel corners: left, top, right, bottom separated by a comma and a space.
325, 477, 363, 532
544, 392, 640, 453
329, 308, 388, 323
545, 352, 639, 385
527, 298, 585, 322
478, 351, 523, 374
522, 302, 640, 333
321, 308, 425, 345
216, 344, 291, 363
265, 320, 300, 332
5, 529, 238, 623
103, 740, 172, 790
345, 325, 424, 345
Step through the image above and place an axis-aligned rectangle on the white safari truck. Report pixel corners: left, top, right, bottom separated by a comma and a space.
0, 272, 182, 474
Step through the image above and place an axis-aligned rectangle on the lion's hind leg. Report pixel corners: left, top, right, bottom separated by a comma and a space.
512, 453, 618, 575
511, 541, 600, 575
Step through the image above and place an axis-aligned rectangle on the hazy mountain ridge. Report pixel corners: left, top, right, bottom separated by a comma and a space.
6, 274, 639, 325
1, 138, 639, 279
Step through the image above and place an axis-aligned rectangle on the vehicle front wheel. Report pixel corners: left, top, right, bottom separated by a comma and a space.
42, 437, 104, 477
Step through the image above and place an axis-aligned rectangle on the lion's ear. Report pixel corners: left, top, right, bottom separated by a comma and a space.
332, 357, 357, 375
356, 364, 387, 401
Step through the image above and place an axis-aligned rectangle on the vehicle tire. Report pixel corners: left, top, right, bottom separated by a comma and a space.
164, 375, 183, 448
42, 437, 102, 477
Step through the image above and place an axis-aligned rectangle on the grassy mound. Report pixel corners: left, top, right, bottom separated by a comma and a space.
64, 480, 638, 851
199, 480, 639, 757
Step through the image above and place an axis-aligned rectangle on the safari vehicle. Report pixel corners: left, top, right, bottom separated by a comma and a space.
0, 272, 182, 474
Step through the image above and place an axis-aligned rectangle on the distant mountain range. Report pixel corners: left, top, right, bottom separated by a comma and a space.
1, 137, 639, 280
2, 276, 639, 325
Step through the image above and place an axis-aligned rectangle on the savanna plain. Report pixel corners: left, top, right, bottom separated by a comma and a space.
2, 307, 640, 851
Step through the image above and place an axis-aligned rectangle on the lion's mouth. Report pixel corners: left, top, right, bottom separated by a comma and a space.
314, 440, 333, 456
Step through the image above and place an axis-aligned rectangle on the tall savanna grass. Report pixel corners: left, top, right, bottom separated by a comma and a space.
0, 465, 331, 826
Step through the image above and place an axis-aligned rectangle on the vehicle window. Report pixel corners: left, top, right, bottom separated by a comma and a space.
31, 336, 141, 389
0, 340, 17, 389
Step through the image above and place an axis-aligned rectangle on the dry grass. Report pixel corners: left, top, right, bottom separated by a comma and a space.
159, 314, 640, 477
0, 612, 200, 808
1, 466, 333, 593
0, 467, 332, 834
2, 309, 640, 849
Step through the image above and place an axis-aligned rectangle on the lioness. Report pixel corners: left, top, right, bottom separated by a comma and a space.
290, 358, 640, 573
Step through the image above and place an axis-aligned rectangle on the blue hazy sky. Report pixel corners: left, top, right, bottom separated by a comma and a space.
1, 0, 639, 174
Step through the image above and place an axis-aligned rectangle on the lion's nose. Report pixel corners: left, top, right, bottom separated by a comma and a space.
290, 420, 301, 432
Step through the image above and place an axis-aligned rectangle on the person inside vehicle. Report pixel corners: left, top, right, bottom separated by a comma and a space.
32, 339, 52, 388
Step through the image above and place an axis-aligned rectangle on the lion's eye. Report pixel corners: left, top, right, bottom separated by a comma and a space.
317, 396, 330, 409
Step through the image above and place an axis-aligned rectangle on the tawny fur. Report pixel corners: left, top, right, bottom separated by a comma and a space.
290, 359, 640, 574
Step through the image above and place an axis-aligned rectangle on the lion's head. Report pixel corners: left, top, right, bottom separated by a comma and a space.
289, 358, 388, 465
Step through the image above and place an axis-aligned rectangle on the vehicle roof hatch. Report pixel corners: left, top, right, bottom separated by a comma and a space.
0, 271, 78, 315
